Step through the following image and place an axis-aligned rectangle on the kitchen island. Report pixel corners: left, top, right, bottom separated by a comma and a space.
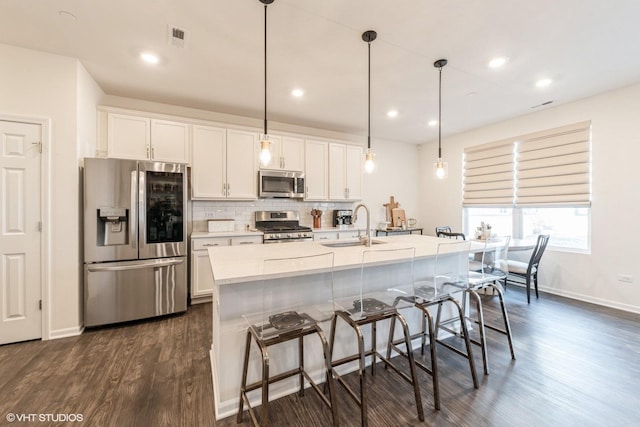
207, 234, 461, 419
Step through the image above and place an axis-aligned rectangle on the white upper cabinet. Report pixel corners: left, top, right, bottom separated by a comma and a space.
107, 113, 189, 163
225, 129, 258, 200
261, 135, 305, 171
329, 143, 363, 200
191, 125, 226, 199
150, 119, 190, 163
304, 139, 329, 200
345, 145, 363, 200
107, 114, 149, 160
191, 126, 258, 200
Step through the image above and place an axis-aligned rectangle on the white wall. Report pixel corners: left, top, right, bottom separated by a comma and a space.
419, 83, 640, 313
0, 43, 89, 337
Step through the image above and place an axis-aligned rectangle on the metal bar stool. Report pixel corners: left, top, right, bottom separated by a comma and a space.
237, 252, 340, 426
387, 240, 479, 410
329, 247, 424, 427
457, 236, 516, 375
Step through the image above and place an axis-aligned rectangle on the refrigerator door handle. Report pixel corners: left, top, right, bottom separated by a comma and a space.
138, 170, 146, 250
86, 258, 185, 273
130, 170, 138, 251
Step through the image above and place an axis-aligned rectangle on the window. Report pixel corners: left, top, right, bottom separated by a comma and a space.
464, 206, 590, 251
462, 121, 591, 252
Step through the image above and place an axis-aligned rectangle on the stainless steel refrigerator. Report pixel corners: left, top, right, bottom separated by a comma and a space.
83, 158, 187, 327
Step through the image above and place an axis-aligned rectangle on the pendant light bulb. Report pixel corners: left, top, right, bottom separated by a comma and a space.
259, 136, 272, 166
362, 30, 377, 174
434, 158, 448, 179
364, 149, 375, 174
258, 0, 274, 167
433, 58, 448, 180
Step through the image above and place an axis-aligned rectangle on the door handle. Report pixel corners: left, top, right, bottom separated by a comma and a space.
86, 258, 184, 272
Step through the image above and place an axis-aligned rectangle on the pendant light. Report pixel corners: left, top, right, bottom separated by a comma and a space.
362, 30, 377, 174
433, 58, 448, 179
259, 0, 274, 167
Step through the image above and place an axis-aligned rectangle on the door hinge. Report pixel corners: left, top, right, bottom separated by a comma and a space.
38, 221, 42, 232
32, 141, 42, 153
39, 300, 42, 310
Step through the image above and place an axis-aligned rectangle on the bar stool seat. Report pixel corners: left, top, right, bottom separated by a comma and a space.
329, 247, 424, 427
237, 252, 340, 427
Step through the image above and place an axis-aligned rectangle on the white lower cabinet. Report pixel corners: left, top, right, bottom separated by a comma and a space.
190, 235, 262, 301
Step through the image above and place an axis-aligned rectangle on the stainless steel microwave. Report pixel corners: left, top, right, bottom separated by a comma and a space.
259, 169, 305, 199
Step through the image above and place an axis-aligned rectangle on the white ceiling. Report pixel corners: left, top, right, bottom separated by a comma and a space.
2, 0, 640, 144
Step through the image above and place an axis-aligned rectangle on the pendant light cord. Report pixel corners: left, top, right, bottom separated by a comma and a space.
263, 3, 268, 136
438, 65, 442, 159
367, 40, 371, 150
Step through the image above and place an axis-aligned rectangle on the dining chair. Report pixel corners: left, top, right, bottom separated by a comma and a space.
238, 252, 340, 426
506, 234, 550, 303
437, 231, 466, 240
386, 240, 478, 410
329, 247, 424, 426
435, 226, 452, 235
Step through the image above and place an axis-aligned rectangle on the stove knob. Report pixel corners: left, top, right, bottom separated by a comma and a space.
298, 233, 303, 237
287, 233, 293, 238
272, 233, 280, 239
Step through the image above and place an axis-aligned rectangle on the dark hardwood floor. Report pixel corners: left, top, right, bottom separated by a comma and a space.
1, 287, 639, 427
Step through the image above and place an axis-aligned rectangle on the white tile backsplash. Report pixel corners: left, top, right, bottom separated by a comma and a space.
190, 199, 355, 232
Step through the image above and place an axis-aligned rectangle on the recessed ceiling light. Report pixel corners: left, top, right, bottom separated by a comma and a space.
291, 88, 304, 98
428, 120, 438, 127
387, 110, 398, 118
140, 52, 159, 65
536, 78, 552, 88
488, 57, 508, 68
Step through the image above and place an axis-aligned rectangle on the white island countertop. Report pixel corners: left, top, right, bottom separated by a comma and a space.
208, 234, 468, 286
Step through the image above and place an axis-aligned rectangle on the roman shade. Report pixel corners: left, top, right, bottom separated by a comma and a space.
515, 121, 591, 206
463, 121, 591, 207
463, 138, 515, 206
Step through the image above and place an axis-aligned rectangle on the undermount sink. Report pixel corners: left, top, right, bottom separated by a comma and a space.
320, 239, 386, 248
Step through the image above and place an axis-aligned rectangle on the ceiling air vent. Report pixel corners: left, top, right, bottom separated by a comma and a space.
531, 100, 554, 109
168, 25, 188, 48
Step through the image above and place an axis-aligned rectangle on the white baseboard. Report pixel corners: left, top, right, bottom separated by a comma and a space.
539, 286, 640, 314
191, 295, 212, 305
47, 325, 84, 340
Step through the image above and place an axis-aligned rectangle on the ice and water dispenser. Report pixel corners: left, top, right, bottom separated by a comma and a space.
97, 207, 128, 246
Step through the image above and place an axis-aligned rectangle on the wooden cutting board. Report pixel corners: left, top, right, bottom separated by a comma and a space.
391, 208, 406, 227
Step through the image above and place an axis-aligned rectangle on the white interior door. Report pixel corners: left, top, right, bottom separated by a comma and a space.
0, 120, 42, 345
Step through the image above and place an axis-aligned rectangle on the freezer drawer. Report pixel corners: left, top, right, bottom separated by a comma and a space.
84, 257, 187, 327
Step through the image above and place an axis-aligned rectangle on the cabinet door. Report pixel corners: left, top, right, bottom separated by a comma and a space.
226, 129, 258, 199
191, 125, 226, 199
281, 136, 305, 171
345, 145, 363, 200
305, 140, 329, 200
151, 119, 189, 163
107, 113, 150, 160
192, 250, 214, 298
329, 143, 347, 200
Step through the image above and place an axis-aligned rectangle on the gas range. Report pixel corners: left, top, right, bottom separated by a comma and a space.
255, 211, 313, 243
